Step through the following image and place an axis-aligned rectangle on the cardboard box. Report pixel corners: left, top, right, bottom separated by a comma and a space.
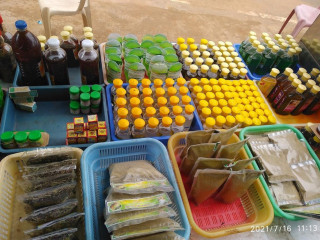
16, 102, 37, 112
87, 130, 98, 143
97, 128, 107, 142
98, 121, 106, 129
67, 130, 78, 144
78, 131, 88, 144
67, 122, 74, 131
88, 114, 98, 131
74, 117, 84, 133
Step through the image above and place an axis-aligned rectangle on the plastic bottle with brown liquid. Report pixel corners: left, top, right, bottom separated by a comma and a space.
0, 36, 16, 83
276, 83, 306, 115
268, 71, 295, 102
80, 32, 99, 50
60, 31, 79, 67
292, 85, 320, 115
272, 76, 300, 108
63, 25, 79, 51
11, 20, 47, 86
78, 39, 99, 84
45, 38, 69, 85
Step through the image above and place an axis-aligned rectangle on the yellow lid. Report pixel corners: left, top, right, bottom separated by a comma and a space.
231, 106, 241, 115
260, 103, 268, 110
217, 57, 226, 65
199, 100, 209, 109
261, 32, 269, 39
221, 68, 230, 78
291, 42, 299, 48
249, 31, 257, 36
235, 114, 245, 124
220, 47, 228, 52
205, 58, 214, 66
236, 85, 244, 92
130, 97, 140, 107
302, 73, 311, 82
241, 79, 249, 85
257, 45, 265, 53
208, 41, 215, 48
270, 68, 280, 77
234, 97, 242, 104
257, 115, 267, 125
292, 79, 302, 87
225, 57, 233, 64
306, 79, 316, 89
263, 109, 272, 116
216, 92, 225, 100
60, 31, 70, 40
142, 88, 152, 97
226, 115, 236, 126
238, 68, 247, 77
295, 47, 302, 53
193, 85, 203, 94
230, 52, 238, 59
84, 32, 93, 40
146, 107, 156, 117
154, 78, 164, 88
288, 73, 298, 81
142, 78, 151, 88
267, 41, 275, 48
148, 117, 159, 128
289, 38, 296, 44
230, 68, 240, 77
131, 107, 142, 118
297, 68, 307, 76
267, 115, 276, 124
274, 33, 282, 40
311, 85, 320, 95
117, 108, 128, 118
245, 90, 253, 97
189, 44, 198, 52
63, 25, 73, 32
201, 107, 211, 118
83, 27, 92, 33
118, 119, 129, 130
222, 106, 231, 116
234, 57, 242, 64
196, 93, 206, 102
212, 107, 222, 116
241, 111, 250, 118
216, 115, 226, 126
202, 85, 212, 94
237, 103, 245, 111
222, 51, 230, 58
250, 85, 258, 91
221, 62, 229, 70
242, 85, 250, 91
228, 99, 237, 108
129, 88, 139, 98
192, 50, 201, 59
221, 85, 229, 93
175, 115, 186, 126
224, 41, 232, 48
187, 37, 195, 45
182, 95, 191, 105
176, 77, 186, 87
37, 35, 47, 43
288, 48, 296, 57
285, 34, 293, 41
244, 118, 253, 126
228, 63, 237, 71
182, 50, 190, 59
219, 99, 228, 108
256, 108, 264, 116
228, 47, 235, 53
297, 84, 306, 94
209, 99, 219, 108
218, 41, 225, 47
311, 68, 320, 77
180, 43, 188, 51
264, 36, 272, 43
211, 64, 219, 74
249, 36, 257, 43
215, 51, 222, 58
249, 111, 258, 118
143, 97, 154, 107
116, 97, 127, 107
185, 57, 193, 66
167, 87, 177, 96
165, 78, 174, 87
317, 75, 320, 83
212, 46, 220, 52
212, 85, 222, 93
252, 102, 260, 109
177, 37, 185, 45
239, 92, 247, 99
155, 87, 165, 97
190, 78, 199, 86
205, 117, 215, 128
173, 105, 183, 115
252, 40, 260, 48
252, 117, 261, 126
162, 116, 173, 127
200, 65, 209, 73
170, 96, 180, 106
179, 86, 189, 96
113, 79, 123, 88
195, 57, 204, 66
199, 44, 208, 52
128, 78, 138, 88
224, 92, 234, 100
157, 97, 167, 107
159, 106, 170, 117
185, 104, 195, 115
202, 51, 210, 59
40, 42, 45, 51
190, 64, 198, 73
209, 78, 218, 86
245, 104, 254, 112
134, 118, 145, 129
252, 91, 260, 97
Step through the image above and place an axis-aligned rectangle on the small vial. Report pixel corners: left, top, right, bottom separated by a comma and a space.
189, 78, 199, 92
157, 106, 170, 119
179, 86, 189, 98
203, 117, 215, 130
239, 68, 248, 80
114, 97, 127, 113
130, 107, 142, 123
143, 97, 154, 109
199, 44, 208, 53
214, 115, 226, 129
139, 78, 151, 92
115, 88, 126, 101
115, 107, 129, 123
128, 97, 140, 111
151, 78, 164, 91
141, 88, 153, 100
194, 92, 206, 106
154, 87, 165, 99
169, 96, 180, 107
197, 100, 209, 112
202, 51, 210, 60
172, 115, 186, 134
126, 78, 138, 92
159, 117, 173, 136
155, 97, 167, 109
198, 65, 209, 78
181, 95, 192, 106
132, 118, 146, 138
200, 107, 212, 123
167, 86, 178, 99
164, 78, 175, 92
143, 107, 156, 121
129, 88, 140, 99
169, 105, 183, 119
111, 79, 123, 96
205, 58, 214, 67
146, 117, 160, 137
183, 105, 195, 131
116, 119, 131, 139
221, 68, 230, 79
208, 64, 220, 79
175, 77, 186, 89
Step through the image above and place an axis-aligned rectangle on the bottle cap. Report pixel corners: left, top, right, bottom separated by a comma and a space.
221, 85, 229, 93
209, 78, 218, 86
287, 73, 298, 82
225, 57, 233, 64
234, 115, 244, 125
215, 92, 224, 100
231, 52, 239, 59
177, 37, 185, 45
252, 40, 260, 48
205, 117, 215, 128
187, 37, 195, 45
176, 77, 186, 87
212, 85, 221, 93
267, 40, 275, 48
224, 92, 233, 100
190, 64, 198, 73
239, 68, 247, 77
199, 44, 208, 52
261, 32, 269, 39
143, 97, 154, 107
281, 68, 293, 78
193, 85, 202, 94
1, 131, 14, 142
227, 46, 235, 52
134, 118, 145, 129
252, 117, 261, 126
288, 48, 296, 56
249, 36, 257, 43
280, 42, 288, 50
202, 51, 210, 59
268, 115, 277, 124
142, 88, 152, 97
157, 97, 167, 107
180, 43, 188, 51
249, 111, 258, 118
216, 115, 226, 126
154, 88, 165, 98
159, 106, 170, 117
82, 39, 94, 50
47, 38, 60, 49
208, 41, 215, 48
173, 105, 183, 115
190, 78, 199, 86
219, 99, 228, 108
201, 107, 211, 118
313, 136, 320, 143
274, 33, 282, 40
175, 115, 186, 126
199, 100, 209, 109
252, 102, 260, 110
209, 99, 219, 108
205, 91, 214, 100
311, 85, 320, 95
15, 20, 27, 30
241, 110, 249, 118
231, 68, 240, 76
117, 108, 128, 118
310, 68, 320, 77
295, 47, 302, 53
263, 109, 272, 116
170, 96, 180, 106
297, 68, 307, 76
178, 86, 188, 96
306, 79, 316, 89
37, 35, 47, 43
185, 57, 193, 65
264, 37, 272, 43
285, 34, 293, 41
130, 97, 140, 107
40, 42, 45, 51
141, 78, 151, 88
200, 65, 209, 73
129, 88, 139, 98
182, 95, 191, 105
191, 50, 200, 58
189, 44, 198, 52
249, 31, 257, 36
70, 101, 80, 110
225, 115, 236, 126
221, 68, 230, 77
115, 88, 126, 98
185, 104, 195, 115
113, 79, 123, 88
162, 116, 173, 127
211, 64, 219, 73
116, 97, 127, 108
297, 84, 307, 94
146, 107, 156, 117
257, 45, 265, 53
128, 78, 138, 88
243, 118, 253, 126
69, 86, 80, 95
301, 73, 311, 82
63, 25, 73, 33
205, 58, 214, 66
131, 107, 142, 118
118, 119, 129, 130
80, 92, 91, 101
217, 57, 226, 65
167, 87, 177, 96
234, 97, 242, 104
222, 51, 230, 58
195, 57, 204, 66
60, 31, 70, 40
84, 31, 94, 40
148, 117, 159, 128
222, 106, 231, 115
215, 51, 222, 58
269, 68, 280, 77
291, 42, 299, 48
218, 41, 225, 47
244, 104, 254, 112
83, 26, 92, 33
212, 46, 220, 52
228, 99, 237, 107
212, 106, 222, 116
181, 50, 190, 59
255, 108, 264, 116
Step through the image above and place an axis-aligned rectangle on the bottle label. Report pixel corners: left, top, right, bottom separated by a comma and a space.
273, 90, 284, 105
50, 75, 55, 85
258, 78, 276, 96
311, 102, 320, 112
269, 84, 280, 99
283, 100, 301, 113
300, 98, 314, 112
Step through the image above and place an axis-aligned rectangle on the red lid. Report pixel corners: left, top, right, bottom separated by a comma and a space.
0, 15, 3, 24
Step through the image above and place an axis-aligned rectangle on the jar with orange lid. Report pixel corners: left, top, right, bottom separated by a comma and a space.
132, 118, 146, 138
183, 105, 195, 131
116, 119, 131, 139
203, 117, 215, 130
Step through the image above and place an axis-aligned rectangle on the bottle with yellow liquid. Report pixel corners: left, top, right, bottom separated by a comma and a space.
146, 117, 160, 137
132, 118, 146, 138
116, 119, 131, 139
257, 68, 280, 96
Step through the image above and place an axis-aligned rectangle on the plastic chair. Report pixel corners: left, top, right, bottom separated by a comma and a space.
279, 4, 320, 38
38, 0, 92, 38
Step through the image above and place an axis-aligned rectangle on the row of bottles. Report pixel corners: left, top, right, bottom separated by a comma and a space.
0, 35, 16, 83
300, 123, 320, 153
239, 31, 301, 75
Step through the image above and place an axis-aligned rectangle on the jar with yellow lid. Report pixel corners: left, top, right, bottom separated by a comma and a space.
143, 97, 154, 109
209, 99, 219, 108
151, 78, 163, 91
175, 77, 186, 90
146, 117, 160, 137
115, 107, 129, 123
194, 92, 206, 106
164, 78, 175, 91
183, 105, 195, 131
197, 99, 209, 112
169, 96, 180, 107
189, 78, 199, 92
200, 107, 212, 123
224, 115, 236, 129
132, 118, 146, 138
154, 87, 165, 98
243, 118, 253, 127
203, 117, 215, 130
212, 106, 222, 117
128, 97, 140, 110
235, 114, 245, 127
167, 86, 177, 98
139, 78, 151, 92
143, 107, 157, 121
115, 87, 126, 101
159, 116, 173, 136
141, 88, 152, 100
218, 99, 228, 108
169, 105, 183, 119
114, 97, 127, 112
130, 107, 142, 122
214, 115, 226, 129
222, 106, 231, 116
116, 119, 131, 139
256, 108, 265, 116
181, 95, 191, 106
172, 115, 186, 133
129, 88, 139, 99
126, 78, 138, 92
191, 85, 202, 99
208, 64, 219, 79
157, 106, 170, 119
215, 92, 225, 100
112, 79, 123, 96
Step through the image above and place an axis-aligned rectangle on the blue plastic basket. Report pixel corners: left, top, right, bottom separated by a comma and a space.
234, 44, 300, 80
106, 83, 203, 145
81, 139, 191, 240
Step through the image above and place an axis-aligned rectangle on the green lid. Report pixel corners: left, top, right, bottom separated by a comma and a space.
142, 34, 154, 42
147, 46, 162, 55
150, 55, 165, 64
108, 61, 121, 72
1, 131, 14, 142
128, 49, 144, 58
106, 39, 121, 48
124, 34, 138, 42
70, 101, 80, 109
151, 63, 168, 74
69, 86, 80, 95
125, 55, 140, 64
169, 62, 183, 72
91, 84, 102, 92
14, 131, 28, 143
164, 54, 179, 63
108, 54, 122, 65
91, 104, 100, 109
80, 85, 90, 93
154, 34, 167, 43
125, 40, 140, 49
28, 130, 41, 142
141, 40, 154, 49
91, 91, 101, 100
80, 93, 90, 101
160, 41, 173, 49
164, 47, 176, 55
105, 47, 121, 55
129, 62, 145, 71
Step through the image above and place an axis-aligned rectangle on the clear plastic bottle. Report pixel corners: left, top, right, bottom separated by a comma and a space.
146, 117, 160, 137
171, 115, 186, 134
189, 78, 199, 92
111, 79, 123, 97
115, 107, 129, 123
198, 65, 209, 78
207, 64, 219, 79
169, 105, 183, 119
132, 118, 146, 138
116, 119, 131, 139
166, 87, 178, 99
140, 88, 153, 101
130, 107, 142, 123
60, 30, 79, 68
175, 77, 186, 90
182, 57, 193, 76
128, 97, 140, 111
142, 96, 154, 110
178, 86, 189, 99
183, 104, 195, 131
151, 78, 163, 91
115, 87, 127, 101
139, 78, 151, 92
0, 36, 16, 83
154, 87, 165, 99
181, 95, 192, 106
114, 97, 127, 113
159, 117, 173, 136
200, 107, 212, 123
126, 78, 139, 92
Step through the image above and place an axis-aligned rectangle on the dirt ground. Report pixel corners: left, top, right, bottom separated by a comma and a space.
1, 0, 319, 44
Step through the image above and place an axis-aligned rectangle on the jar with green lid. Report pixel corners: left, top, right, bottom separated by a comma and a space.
80, 85, 90, 94
80, 93, 90, 107
91, 104, 100, 113
128, 48, 144, 60
163, 47, 176, 55
91, 91, 101, 105
168, 62, 182, 80
144, 46, 162, 70
91, 84, 102, 93
14, 131, 29, 148
69, 86, 80, 100
107, 60, 121, 83
1, 131, 16, 149
81, 105, 90, 114
28, 130, 43, 147
128, 63, 146, 81
70, 101, 80, 114
164, 54, 179, 69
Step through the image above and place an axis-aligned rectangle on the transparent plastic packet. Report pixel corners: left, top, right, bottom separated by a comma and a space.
209, 125, 239, 144
30, 228, 78, 240
22, 164, 76, 181
18, 172, 77, 192
104, 206, 176, 232
225, 157, 259, 171
24, 212, 84, 238
20, 199, 78, 224
21, 147, 76, 165
109, 160, 173, 194
214, 138, 248, 159
111, 218, 183, 240
133, 232, 185, 240
23, 159, 78, 174
18, 182, 77, 209
105, 189, 172, 215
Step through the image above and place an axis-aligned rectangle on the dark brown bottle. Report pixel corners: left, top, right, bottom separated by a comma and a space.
303, 90, 320, 115
60, 31, 79, 67
78, 39, 99, 84
0, 15, 13, 45
0, 36, 16, 82
292, 85, 320, 115
45, 38, 69, 85
63, 25, 79, 49
271, 73, 298, 107
276, 83, 306, 115
11, 20, 47, 86
268, 68, 293, 101
40, 42, 47, 72
80, 32, 99, 50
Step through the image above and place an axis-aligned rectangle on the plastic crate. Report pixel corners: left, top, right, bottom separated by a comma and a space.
106, 83, 203, 145
80, 139, 191, 240
234, 44, 300, 80
167, 132, 274, 238
0, 147, 84, 240
0, 85, 110, 153
239, 124, 320, 221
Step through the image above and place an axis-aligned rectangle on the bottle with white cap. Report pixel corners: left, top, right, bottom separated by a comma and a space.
273, 47, 296, 72
310, 68, 320, 81
45, 38, 70, 85
186, 64, 198, 81
238, 68, 248, 80
257, 68, 280, 96
198, 65, 209, 78
183, 104, 195, 131
63, 25, 79, 48
207, 64, 219, 79
146, 117, 160, 137
60, 30, 79, 67
78, 39, 99, 84
180, 50, 190, 63
182, 57, 193, 76
255, 45, 279, 75
220, 68, 230, 79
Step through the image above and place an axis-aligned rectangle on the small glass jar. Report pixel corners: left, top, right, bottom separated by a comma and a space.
81, 105, 90, 114
91, 91, 101, 105
14, 131, 29, 148
70, 101, 80, 114
1, 131, 16, 149
69, 86, 80, 100
28, 130, 43, 147
91, 84, 102, 93
91, 104, 100, 113
80, 93, 91, 107
80, 85, 90, 94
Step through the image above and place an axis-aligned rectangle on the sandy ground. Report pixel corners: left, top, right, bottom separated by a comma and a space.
0, 0, 319, 44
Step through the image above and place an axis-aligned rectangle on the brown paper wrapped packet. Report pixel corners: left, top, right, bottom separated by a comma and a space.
133, 231, 185, 240
189, 169, 230, 205
225, 157, 259, 171
215, 169, 264, 204
214, 139, 248, 159
271, 182, 303, 207
209, 125, 239, 144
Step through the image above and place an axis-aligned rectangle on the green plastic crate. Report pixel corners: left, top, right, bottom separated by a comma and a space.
239, 124, 320, 221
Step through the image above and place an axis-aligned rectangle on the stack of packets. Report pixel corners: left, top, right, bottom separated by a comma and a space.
17, 148, 84, 239
9, 86, 38, 112
104, 160, 184, 240
247, 129, 320, 219
179, 125, 263, 205
66, 115, 107, 144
